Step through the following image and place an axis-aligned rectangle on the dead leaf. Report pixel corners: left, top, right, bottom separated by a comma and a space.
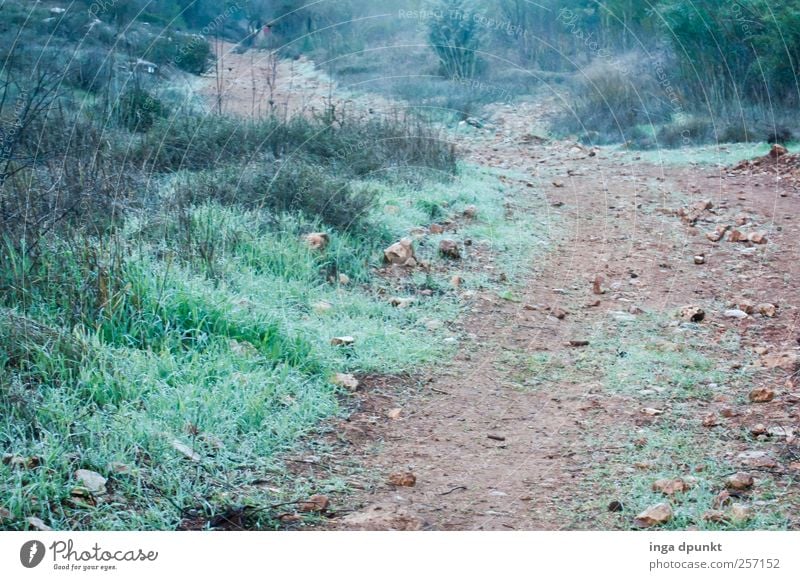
171, 440, 201, 462
298, 494, 329, 512
74, 469, 107, 494
26, 517, 52, 531
634, 503, 673, 527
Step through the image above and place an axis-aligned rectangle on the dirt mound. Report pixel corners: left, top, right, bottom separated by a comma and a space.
731, 144, 800, 186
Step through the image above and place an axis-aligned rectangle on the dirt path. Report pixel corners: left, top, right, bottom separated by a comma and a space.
199, 49, 800, 530
332, 113, 800, 530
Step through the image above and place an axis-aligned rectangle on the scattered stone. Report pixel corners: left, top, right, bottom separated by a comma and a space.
737, 450, 777, 469
679, 306, 705, 322
748, 232, 768, 244
592, 275, 606, 295
552, 180, 565, 188
389, 297, 415, 308
702, 413, 719, 428
279, 513, 303, 523
338, 273, 351, 285
706, 225, 730, 242
694, 255, 706, 265
463, 205, 478, 219
332, 373, 359, 391
0, 507, 11, 522
725, 472, 754, 491
634, 503, 673, 528
568, 340, 590, 347
703, 510, 729, 524
338, 504, 424, 531
750, 423, 767, 436
438, 239, 461, 259
756, 303, 777, 317
642, 408, 664, 416
298, 495, 330, 513
2, 454, 40, 469
729, 503, 754, 522
770, 143, 788, 158
549, 307, 568, 320
303, 232, 329, 251
384, 238, 415, 265
386, 408, 402, 420
652, 478, 690, 496
748, 387, 775, 403
429, 223, 445, 234
724, 309, 749, 319
388, 472, 417, 487
451, 275, 464, 287
728, 229, 747, 242
330, 336, 355, 346
759, 351, 799, 372
74, 469, 107, 494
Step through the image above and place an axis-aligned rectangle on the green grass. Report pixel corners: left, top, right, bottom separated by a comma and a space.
0, 156, 551, 530
630, 141, 800, 167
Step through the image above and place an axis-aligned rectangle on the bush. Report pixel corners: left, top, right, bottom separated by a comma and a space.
174, 36, 213, 75
114, 87, 166, 132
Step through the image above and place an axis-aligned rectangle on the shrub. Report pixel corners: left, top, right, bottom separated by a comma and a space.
174, 36, 213, 75
114, 87, 167, 132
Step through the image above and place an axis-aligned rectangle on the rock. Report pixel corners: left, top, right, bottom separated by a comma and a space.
770, 143, 788, 158
424, 319, 443, 331
330, 336, 355, 346
737, 300, 755, 314
463, 205, 478, 219
386, 408, 402, 420
706, 225, 730, 242
338, 504, 424, 531
229, 339, 258, 357
756, 303, 777, 317
332, 373, 359, 391
450, 275, 463, 287
679, 306, 705, 322
725, 472, 754, 491
767, 425, 795, 440
729, 503, 754, 522
737, 450, 777, 468
465, 117, 483, 128
429, 223, 445, 234
592, 275, 606, 295
303, 232, 329, 251
0, 507, 11, 522
388, 296, 415, 308
298, 494, 329, 513
26, 516, 52, 531
642, 407, 664, 416
634, 503, 673, 527
694, 255, 706, 265
748, 232, 768, 244
172, 440, 201, 462
338, 273, 350, 285
438, 239, 461, 259
702, 413, 719, 427
728, 229, 747, 242
652, 478, 690, 496
384, 239, 415, 265
748, 387, 775, 403
549, 307, 568, 320
279, 513, 302, 523
74, 469, 107, 494
750, 423, 767, 436
607, 500, 624, 512
552, 180, 565, 188
2, 454, 40, 469
703, 510, 729, 523
759, 351, 799, 372
724, 309, 749, 319
388, 472, 416, 487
